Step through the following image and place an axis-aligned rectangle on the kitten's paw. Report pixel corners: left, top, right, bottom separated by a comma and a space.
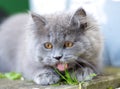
76, 68, 95, 82
34, 72, 60, 85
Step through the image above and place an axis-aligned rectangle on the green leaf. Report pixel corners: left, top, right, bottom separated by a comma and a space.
65, 69, 70, 79
65, 69, 73, 82
54, 67, 97, 85
4, 72, 22, 80
89, 73, 97, 77
107, 87, 113, 89
51, 83, 60, 86
0, 73, 6, 78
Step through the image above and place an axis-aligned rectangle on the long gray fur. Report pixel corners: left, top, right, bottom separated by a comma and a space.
0, 8, 103, 85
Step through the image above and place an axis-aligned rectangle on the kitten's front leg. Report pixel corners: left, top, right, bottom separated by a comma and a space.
75, 67, 96, 82
33, 68, 60, 85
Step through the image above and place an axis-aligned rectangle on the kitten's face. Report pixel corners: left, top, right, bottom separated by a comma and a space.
32, 8, 90, 68
35, 25, 85, 66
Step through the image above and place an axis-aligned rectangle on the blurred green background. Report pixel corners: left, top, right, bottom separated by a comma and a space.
0, 0, 29, 23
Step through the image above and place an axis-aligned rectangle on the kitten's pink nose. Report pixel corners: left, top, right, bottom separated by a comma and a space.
53, 56, 62, 60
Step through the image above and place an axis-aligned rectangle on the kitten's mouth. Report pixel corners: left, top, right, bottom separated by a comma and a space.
56, 62, 69, 71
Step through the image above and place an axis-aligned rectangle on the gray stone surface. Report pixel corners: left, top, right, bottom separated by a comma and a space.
0, 79, 78, 89
0, 68, 120, 89
82, 73, 120, 89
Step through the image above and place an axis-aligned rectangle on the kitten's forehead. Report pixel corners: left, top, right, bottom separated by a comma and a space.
47, 24, 76, 43
45, 14, 72, 34
48, 26, 65, 43
45, 13, 71, 28
41, 13, 79, 42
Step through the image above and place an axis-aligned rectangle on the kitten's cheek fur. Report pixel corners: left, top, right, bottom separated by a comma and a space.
33, 72, 60, 85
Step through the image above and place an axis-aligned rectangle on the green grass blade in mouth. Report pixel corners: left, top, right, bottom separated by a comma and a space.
54, 67, 97, 85
54, 68, 67, 81
55, 68, 79, 85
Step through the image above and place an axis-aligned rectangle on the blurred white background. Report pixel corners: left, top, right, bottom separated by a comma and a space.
30, 0, 106, 24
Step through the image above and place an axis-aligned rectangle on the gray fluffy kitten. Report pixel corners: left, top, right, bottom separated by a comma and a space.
0, 8, 103, 85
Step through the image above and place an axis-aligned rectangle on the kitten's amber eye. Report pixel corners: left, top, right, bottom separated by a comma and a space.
64, 41, 73, 48
44, 42, 53, 49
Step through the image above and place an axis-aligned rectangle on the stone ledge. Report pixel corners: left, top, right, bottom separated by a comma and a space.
82, 73, 120, 89
0, 73, 120, 89
0, 79, 78, 89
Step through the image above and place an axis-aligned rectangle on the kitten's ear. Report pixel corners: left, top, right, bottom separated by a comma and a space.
70, 8, 87, 31
74, 8, 86, 17
31, 12, 47, 27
